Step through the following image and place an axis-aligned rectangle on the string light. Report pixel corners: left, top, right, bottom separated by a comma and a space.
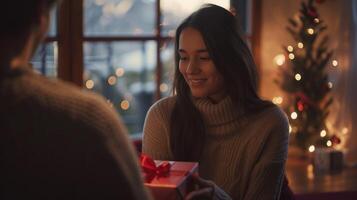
291, 112, 298, 120
288, 53, 295, 60
307, 28, 314, 35
328, 82, 333, 89
272, 96, 283, 105
116, 68, 125, 77
332, 60, 338, 67
326, 140, 332, 147
274, 54, 286, 66
85, 80, 94, 89
289, 125, 292, 134
298, 42, 304, 49
320, 130, 327, 137
160, 83, 169, 93
314, 18, 320, 23
120, 100, 130, 110
295, 73, 302, 81
107, 76, 117, 85
287, 46, 294, 52
308, 145, 315, 153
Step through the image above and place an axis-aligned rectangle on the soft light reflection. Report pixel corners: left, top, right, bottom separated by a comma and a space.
307, 164, 314, 180
288, 53, 295, 60
298, 42, 304, 49
332, 60, 338, 67
85, 79, 95, 89
121, 100, 130, 110
326, 140, 332, 147
115, 67, 125, 77
308, 145, 315, 153
328, 82, 333, 89
320, 129, 327, 137
274, 54, 286, 66
272, 96, 283, 105
287, 45, 294, 52
295, 73, 302, 81
291, 112, 298, 120
342, 127, 349, 134
160, 83, 169, 93
314, 18, 320, 23
307, 28, 314, 35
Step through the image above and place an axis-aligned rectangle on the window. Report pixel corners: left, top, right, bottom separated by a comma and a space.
32, 0, 258, 134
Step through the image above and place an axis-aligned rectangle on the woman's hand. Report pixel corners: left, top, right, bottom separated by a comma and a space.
185, 174, 232, 200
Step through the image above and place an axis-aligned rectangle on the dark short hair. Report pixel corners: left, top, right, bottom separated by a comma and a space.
0, 0, 58, 70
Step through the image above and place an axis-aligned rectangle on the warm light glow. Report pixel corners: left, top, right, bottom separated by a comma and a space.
291, 112, 298, 120
326, 140, 332, 147
108, 76, 117, 85
274, 54, 286, 66
288, 53, 295, 60
287, 45, 294, 52
342, 127, 349, 134
308, 145, 315, 153
295, 73, 302, 81
160, 83, 169, 93
120, 100, 130, 110
328, 82, 333, 89
289, 125, 292, 134
314, 18, 320, 23
298, 42, 304, 49
332, 60, 338, 67
85, 80, 94, 89
307, 164, 314, 180
320, 130, 327, 137
272, 96, 283, 105
116, 68, 125, 77
307, 28, 314, 35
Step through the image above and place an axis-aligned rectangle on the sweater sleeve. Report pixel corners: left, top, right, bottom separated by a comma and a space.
243, 110, 289, 200
142, 99, 173, 160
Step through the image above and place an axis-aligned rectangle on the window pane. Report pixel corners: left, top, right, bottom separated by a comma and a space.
31, 42, 58, 77
84, 41, 157, 134
161, 0, 230, 36
160, 40, 175, 97
84, 0, 156, 36
48, 7, 57, 37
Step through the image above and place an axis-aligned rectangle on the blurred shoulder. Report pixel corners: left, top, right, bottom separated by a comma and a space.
148, 96, 177, 116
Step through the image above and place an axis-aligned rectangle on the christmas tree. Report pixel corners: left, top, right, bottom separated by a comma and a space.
275, 0, 338, 152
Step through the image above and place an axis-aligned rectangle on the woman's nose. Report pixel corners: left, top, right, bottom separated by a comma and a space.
186, 59, 200, 74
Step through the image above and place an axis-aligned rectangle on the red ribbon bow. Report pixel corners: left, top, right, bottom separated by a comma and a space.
140, 154, 171, 182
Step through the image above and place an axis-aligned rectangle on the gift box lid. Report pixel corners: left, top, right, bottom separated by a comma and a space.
145, 161, 198, 188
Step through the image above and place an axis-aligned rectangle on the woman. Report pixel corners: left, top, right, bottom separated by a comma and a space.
143, 4, 289, 200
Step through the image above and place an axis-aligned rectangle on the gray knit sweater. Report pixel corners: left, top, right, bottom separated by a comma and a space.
0, 66, 151, 200
143, 96, 289, 200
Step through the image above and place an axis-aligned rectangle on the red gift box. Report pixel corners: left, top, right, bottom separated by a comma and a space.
140, 156, 198, 200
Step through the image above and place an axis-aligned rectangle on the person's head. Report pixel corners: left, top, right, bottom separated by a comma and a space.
170, 4, 272, 161
174, 3, 259, 106
0, 0, 58, 72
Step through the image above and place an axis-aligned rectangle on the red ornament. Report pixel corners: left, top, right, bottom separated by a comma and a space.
297, 101, 304, 111
330, 135, 341, 145
307, 8, 318, 17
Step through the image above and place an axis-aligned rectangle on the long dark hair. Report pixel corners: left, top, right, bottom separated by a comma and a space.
170, 4, 273, 161
0, 0, 58, 76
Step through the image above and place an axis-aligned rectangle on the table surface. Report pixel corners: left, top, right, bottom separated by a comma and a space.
286, 158, 357, 194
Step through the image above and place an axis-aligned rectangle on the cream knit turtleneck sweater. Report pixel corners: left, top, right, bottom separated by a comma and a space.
143, 96, 289, 200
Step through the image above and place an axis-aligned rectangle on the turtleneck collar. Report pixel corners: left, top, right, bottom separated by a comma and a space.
193, 96, 243, 128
